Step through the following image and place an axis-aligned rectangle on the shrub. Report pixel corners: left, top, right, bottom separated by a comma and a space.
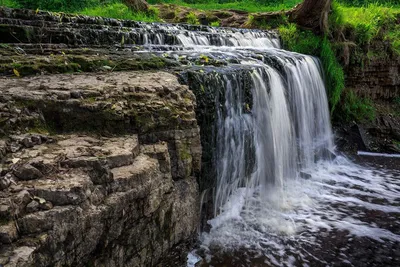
210, 21, 220, 27
186, 11, 199, 25
339, 90, 376, 122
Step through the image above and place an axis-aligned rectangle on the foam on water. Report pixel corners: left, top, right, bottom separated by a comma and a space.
200, 157, 400, 264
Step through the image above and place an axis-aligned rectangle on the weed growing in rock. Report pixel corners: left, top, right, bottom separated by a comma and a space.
186, 11, 199, 25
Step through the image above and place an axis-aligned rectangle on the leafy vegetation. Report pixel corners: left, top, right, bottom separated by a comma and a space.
186, 11, 200, 24
12, 0, 98, 12
334, 3, 400, 55
340, 90, 376, 122
337, 0, 399, 7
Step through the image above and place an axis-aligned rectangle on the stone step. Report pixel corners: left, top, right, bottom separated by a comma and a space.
110, 153, 173, 196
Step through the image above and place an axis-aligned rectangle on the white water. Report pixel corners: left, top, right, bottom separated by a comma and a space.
121, 23, 280, 48
161, 25, 400, 266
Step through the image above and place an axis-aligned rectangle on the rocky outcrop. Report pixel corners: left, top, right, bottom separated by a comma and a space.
336, 54, 400, 154
346, 57, 400, 100
0, 71, 201, 266
156, 4, 249, 28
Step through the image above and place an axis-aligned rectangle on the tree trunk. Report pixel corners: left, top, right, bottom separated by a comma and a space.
289, 0, 332, 34
122, 0, 149, 13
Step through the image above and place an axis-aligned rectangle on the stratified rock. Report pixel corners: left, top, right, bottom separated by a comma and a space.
0, 70, 201, 266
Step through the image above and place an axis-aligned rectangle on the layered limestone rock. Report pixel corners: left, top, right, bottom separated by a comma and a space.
0, 71, 201, 266
346, 57, 400, 100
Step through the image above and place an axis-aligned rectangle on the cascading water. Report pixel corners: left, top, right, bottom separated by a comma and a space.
212, 57, 334, 217
158, 24, 400, 267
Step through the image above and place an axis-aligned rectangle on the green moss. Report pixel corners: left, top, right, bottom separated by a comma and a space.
148, 0, 301, 13
0, 54, 176, 77
179, 142, 192, 161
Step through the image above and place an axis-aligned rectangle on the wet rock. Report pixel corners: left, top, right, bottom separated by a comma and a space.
30, 135, 42, 145
14, 164, 43, 181
13, 190, 32, 213
300, 171, 312, 180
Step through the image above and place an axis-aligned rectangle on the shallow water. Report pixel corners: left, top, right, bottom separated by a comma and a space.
194, 156, 400, 267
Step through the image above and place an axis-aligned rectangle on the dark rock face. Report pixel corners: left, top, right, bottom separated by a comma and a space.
0, 72, 201, 266
346, 57, 400, 100
338, 56, 400, 154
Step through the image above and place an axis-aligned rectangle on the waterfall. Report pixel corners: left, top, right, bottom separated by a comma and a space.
212, 56, 333, 216
169, 24, 334, 216
146, 24, 399, 266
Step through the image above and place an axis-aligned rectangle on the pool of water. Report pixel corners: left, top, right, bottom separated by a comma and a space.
192, 155, 400, 267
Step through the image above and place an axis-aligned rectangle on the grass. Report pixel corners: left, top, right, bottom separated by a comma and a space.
334, 3, 400, 55
148, 0, 301, 13
80, 3, 159, 22
0, 0, 19, 7
0, 1, 160, 22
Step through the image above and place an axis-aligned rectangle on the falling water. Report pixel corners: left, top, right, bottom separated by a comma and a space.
164, 24, 400, 267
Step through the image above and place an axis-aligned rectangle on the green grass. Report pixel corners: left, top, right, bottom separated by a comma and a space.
80, 3, 159, 22
0, 1, 160, 22
149, 0, 301, 13
334, 3, 400, 54
0, 0, 20, 8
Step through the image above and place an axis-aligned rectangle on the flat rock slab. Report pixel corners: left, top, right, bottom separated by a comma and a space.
0, 71, 197, 135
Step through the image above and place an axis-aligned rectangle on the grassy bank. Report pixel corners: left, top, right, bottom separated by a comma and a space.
0, 0, 160, 22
